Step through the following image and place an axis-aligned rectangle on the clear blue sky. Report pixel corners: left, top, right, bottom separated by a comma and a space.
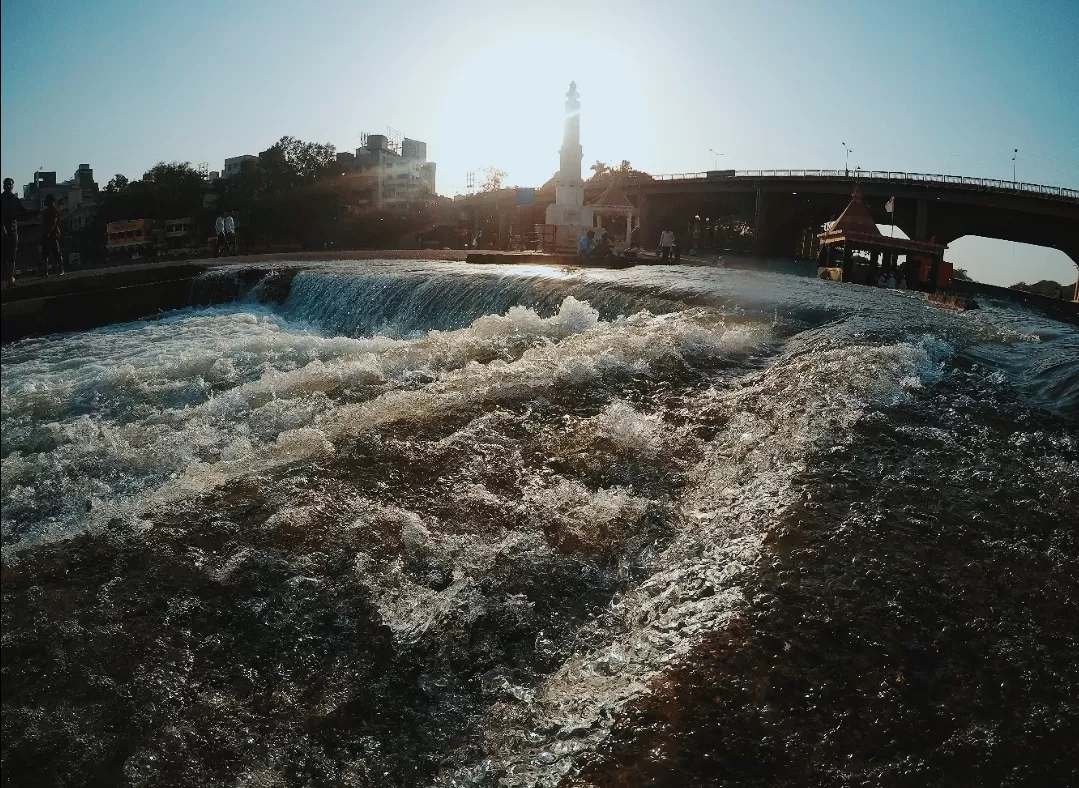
3, 0, 1077, 285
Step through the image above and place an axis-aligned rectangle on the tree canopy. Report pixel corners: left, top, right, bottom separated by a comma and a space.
541, 160, 652, 190
588, 160, 652, 184
258, 136, 336, 192
1010, 279, 1068, 299
98, 161, 205, 223
480, 167, 507, 193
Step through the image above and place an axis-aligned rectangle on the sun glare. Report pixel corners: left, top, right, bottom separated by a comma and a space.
432, 32, 651, 196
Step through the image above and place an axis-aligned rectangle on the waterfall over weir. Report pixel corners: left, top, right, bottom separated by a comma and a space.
2, 259, 1077, 787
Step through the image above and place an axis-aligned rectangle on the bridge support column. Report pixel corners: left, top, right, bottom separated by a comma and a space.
637, 194, 655, 247
915, 199, 928, 241
752, 187, 770, 256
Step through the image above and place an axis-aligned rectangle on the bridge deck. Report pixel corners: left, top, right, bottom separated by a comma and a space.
627, 169, 1078, 202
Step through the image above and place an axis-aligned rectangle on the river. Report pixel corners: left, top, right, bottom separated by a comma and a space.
2, 260, 1077, 787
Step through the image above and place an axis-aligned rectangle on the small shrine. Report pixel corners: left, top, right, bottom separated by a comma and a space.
818, 187, 950, 290
590, 184, 637, 244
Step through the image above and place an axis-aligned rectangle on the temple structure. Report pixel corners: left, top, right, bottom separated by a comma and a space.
591, 183, 637, 243
544, 82, 594, 251
818, 187, 950, 290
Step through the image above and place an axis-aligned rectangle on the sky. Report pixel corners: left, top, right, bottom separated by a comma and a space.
2, 0, 1077, 285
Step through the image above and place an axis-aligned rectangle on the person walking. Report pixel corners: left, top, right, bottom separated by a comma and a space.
40, 194, 64, 276
2, 177, 30, 286
215, 212, 227, 256
672, 231, 681, 263
224, 211, 237, 255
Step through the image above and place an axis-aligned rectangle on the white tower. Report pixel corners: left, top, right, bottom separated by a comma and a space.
545, 81, 594, 250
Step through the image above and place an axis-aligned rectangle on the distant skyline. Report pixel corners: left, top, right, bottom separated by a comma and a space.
3, 0, 1077, 285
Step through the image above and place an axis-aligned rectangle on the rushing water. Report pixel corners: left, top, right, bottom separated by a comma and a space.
2, 260, 1077, 787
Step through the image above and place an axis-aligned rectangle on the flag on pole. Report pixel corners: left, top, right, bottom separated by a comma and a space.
885, 196, 895, 213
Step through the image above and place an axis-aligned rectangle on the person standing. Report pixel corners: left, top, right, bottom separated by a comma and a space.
215, 212, 227, 256
659, 229, 672, 263
224, 211, 237, 255
2, 177, 30, 286
40, 194, 64, 276
672, 232, 681, 263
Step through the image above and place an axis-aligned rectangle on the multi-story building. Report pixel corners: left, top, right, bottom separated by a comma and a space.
106, 219, 154, 256
21, 166, 100, 241
73, 164, 96, 192
22, 172, 68, 209
163, 217, 194, 251
222, 155, 258, 179
351, 133, 436, 208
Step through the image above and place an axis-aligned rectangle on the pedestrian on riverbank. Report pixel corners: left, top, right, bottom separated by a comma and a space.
672, 232, 681, 262
40, 194, 64, 276
225, 211, 237, 254
2, 177, 30, 286
215, 213, 227, 256
659, 229, 672, 263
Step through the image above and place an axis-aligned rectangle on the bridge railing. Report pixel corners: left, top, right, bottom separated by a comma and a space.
638, 170, 1079, 201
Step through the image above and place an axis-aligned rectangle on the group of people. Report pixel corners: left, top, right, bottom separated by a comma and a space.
876, 267, 909, 290
575, 226, 685, 265
2, 176, 64, 287
576, 228, 616, 259
214, 211, 238, 256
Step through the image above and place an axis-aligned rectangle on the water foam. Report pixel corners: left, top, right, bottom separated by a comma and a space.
0, 298, 761, 555
442, 331, 959, 786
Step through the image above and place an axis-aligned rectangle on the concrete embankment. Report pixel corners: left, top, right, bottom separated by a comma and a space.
0, 251, 473, 343
1, 261, 220, 343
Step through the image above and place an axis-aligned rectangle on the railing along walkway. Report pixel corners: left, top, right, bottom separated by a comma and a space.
632, 169, 1078, 201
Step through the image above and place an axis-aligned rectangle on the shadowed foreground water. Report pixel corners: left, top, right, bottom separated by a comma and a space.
2, 261, 1077, 787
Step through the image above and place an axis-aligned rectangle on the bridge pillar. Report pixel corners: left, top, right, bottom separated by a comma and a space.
915, 199, 928, 241
637, 194, 656, 247
752, 187, 770, 255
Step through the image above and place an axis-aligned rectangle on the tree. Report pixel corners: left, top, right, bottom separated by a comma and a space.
480, 167, 507, 192
104, 174, 129, 193
1010, 279, 1065, 298
541, 159, 653, 191
586, 160, 652, 184
953, 267, 973, 281
260, 136, 336, 192
97, 161, 206, 226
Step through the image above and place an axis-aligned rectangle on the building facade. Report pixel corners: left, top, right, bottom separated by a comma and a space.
222, 155, 259, 179
351, 133, 436, 208
106, 219, 153, 255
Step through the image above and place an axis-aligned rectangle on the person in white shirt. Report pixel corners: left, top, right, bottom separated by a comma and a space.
214, 214, 227, 257
224, 212, 237, 254
659, 229, 672, 263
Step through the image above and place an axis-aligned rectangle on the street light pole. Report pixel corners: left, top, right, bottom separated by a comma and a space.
709, 149, 723, 170
842, 142, 853, 176
1012, 148, 1018, 185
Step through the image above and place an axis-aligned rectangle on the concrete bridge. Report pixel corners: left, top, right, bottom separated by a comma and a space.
625, 169, 1079, 265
